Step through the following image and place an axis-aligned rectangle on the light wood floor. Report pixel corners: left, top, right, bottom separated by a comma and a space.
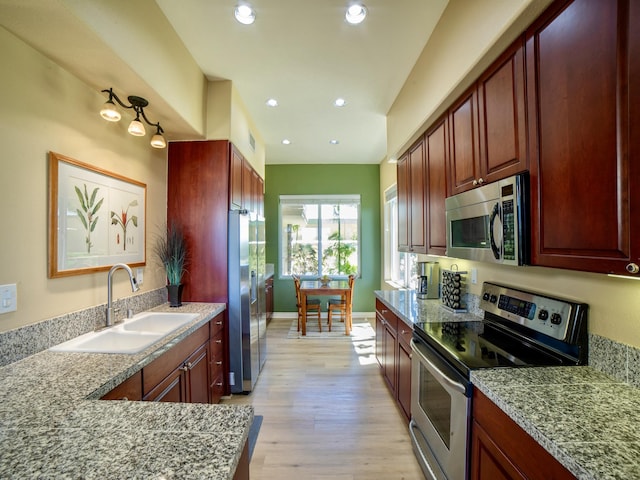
221, 317, 425, 480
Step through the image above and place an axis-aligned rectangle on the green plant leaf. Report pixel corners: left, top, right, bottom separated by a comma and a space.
75, 186, 87, 212
76, 209, 88, 229
89, 187, 99, 208
91, 197, 104, 216
131, 216, 138, 227
90, 217, 99, 232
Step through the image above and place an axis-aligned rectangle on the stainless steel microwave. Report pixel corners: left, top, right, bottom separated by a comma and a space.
445, 173, 529, 266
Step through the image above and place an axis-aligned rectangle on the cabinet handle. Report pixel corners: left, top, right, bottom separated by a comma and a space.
216, 361, 223, 366
626, 263, 640, 274
215, 320, 223, 325
216, 382, 224, 386
180, 365, 189, 372
381, 309, 388, 314
472, 179, 478, 186
478, 177, 484, 185
216, 339, 223, 344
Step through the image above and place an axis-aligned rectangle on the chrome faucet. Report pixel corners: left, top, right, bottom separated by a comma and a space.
105, 263, 139, 327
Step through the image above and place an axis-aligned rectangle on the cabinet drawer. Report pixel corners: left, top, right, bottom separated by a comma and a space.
376, 299, 398, 332
397, 320, 413, 347
210, 312, 225, 336
143, 322, 209, 395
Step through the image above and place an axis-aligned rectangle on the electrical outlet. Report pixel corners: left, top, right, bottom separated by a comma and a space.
0, 284, 17, 314
471, 268, 478, 285
136, 268, 144, 286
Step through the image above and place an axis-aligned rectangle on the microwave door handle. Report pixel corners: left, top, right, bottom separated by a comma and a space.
489, 202, 501, 260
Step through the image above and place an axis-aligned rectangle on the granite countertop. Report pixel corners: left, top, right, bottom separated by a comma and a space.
374, 289, 480, 325
375, 290, 640, 480
0, 302, 254, 480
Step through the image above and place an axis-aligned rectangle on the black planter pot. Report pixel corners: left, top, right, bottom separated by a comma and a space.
166, 284, 184, 307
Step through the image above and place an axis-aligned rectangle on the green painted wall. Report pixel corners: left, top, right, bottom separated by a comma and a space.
265, 164, 381, 313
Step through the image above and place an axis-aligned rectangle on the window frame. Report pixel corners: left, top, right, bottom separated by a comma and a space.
384, 184, 415, 289
278, 194, 361, 280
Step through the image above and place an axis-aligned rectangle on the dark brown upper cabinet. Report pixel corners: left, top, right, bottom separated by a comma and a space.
397, 136, 427, 254
448, 39, 528, 196
527, 0, 640, 276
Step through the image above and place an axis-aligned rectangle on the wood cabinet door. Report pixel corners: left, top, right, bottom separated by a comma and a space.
230, 144, 243, 210
375, 312, 385, 368
242, 158, 253, 213
168, 140, 230, 303
185, 343, 209, 404
408, 138, 427, 253
144, 366, 186, 403
383, 323, 398, 392
477, 37, 527, 184
397, 339, 412, 422
449, 87, 481, 195
471, 421, 526, 480
425, 116, 448, 255
527, 0, 639, 275
396, 153, 410, 252
101, 371, 142, 401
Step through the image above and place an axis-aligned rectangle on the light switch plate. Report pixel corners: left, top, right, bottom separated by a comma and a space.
136, 268, 144, 286
471, 268, 478, 285
0, 284, 17, 314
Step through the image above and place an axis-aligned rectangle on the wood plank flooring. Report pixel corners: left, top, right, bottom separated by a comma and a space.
221, 317, 425, 480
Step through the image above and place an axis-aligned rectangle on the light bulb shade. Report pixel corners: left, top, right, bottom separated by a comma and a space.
100, 100, 121, 122
346, 4, 367, 24
128, 119, 146, 136
150, 132, 167, 149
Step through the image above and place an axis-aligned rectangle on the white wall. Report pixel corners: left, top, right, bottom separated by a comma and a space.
0, 27, 168, 332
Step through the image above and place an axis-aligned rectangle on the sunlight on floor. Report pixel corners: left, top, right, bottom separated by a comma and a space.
351, 320, 377, 365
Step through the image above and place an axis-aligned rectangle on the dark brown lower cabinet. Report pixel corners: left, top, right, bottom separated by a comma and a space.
471, 389, 576, 480
102, 312, 227, 405
375, 298, 413, 423
100, 370, 142, 401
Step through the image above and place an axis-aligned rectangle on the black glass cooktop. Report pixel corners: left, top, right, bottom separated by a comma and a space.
413, 319, 570, 377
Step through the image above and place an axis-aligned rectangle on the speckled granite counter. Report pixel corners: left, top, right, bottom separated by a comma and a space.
374, 289, 481, 325
0, 302, 254, 479
375, 290, 640, 480
472, 367, 640, 480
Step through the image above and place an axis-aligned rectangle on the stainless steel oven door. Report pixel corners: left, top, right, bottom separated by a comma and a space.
410, 337, 471, 480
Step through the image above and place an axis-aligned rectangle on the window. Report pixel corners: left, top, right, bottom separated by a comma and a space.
384, 185, 416, 288
279, 195, 360, 278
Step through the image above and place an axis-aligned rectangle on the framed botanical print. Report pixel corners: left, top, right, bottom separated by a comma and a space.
48, 151, 146, 278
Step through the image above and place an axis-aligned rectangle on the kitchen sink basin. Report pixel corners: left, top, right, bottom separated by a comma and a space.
50, 312, 199, 354
121, 312, 198, 334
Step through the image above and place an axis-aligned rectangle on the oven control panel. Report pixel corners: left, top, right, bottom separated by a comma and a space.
480, 282, 585, 341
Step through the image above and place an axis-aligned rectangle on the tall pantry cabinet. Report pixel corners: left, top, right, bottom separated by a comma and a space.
167, 139, 264, 400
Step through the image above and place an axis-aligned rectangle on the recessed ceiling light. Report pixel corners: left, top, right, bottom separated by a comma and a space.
282, 139, 291, 145
234, 4, 255, 25
329, 139, 340, 145
266, 98, 278, 107
334, 98, 346, 107
345, 4, 367, 25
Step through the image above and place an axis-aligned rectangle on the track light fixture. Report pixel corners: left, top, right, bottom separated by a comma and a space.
100, 88, 167, 149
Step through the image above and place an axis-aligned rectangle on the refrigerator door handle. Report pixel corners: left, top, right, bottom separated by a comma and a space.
250, 270, 257, 303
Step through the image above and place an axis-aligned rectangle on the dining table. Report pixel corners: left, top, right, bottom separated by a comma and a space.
299, 280, 352, 336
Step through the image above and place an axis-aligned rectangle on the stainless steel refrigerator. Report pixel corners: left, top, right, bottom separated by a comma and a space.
228, 209, 267, 393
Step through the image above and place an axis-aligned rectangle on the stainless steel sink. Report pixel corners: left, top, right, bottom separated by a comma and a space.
50, 312, 199, 354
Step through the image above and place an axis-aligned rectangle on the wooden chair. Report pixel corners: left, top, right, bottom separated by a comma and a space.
293, 275, 322, 332
327, 275, 355, 333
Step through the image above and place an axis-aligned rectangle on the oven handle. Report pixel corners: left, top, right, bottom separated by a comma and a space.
411, 338, 466, 395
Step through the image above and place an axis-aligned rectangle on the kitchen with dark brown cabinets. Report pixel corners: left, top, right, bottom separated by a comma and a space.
2, 0, 640, 479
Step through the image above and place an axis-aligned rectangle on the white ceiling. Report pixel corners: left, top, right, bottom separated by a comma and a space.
155, 0, 448, 164
0, 0, 449, 165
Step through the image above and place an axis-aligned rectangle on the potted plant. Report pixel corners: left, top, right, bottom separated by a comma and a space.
154, 221, 188, 307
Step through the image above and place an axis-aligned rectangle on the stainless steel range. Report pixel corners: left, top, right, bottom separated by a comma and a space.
409, 281, 588, 480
